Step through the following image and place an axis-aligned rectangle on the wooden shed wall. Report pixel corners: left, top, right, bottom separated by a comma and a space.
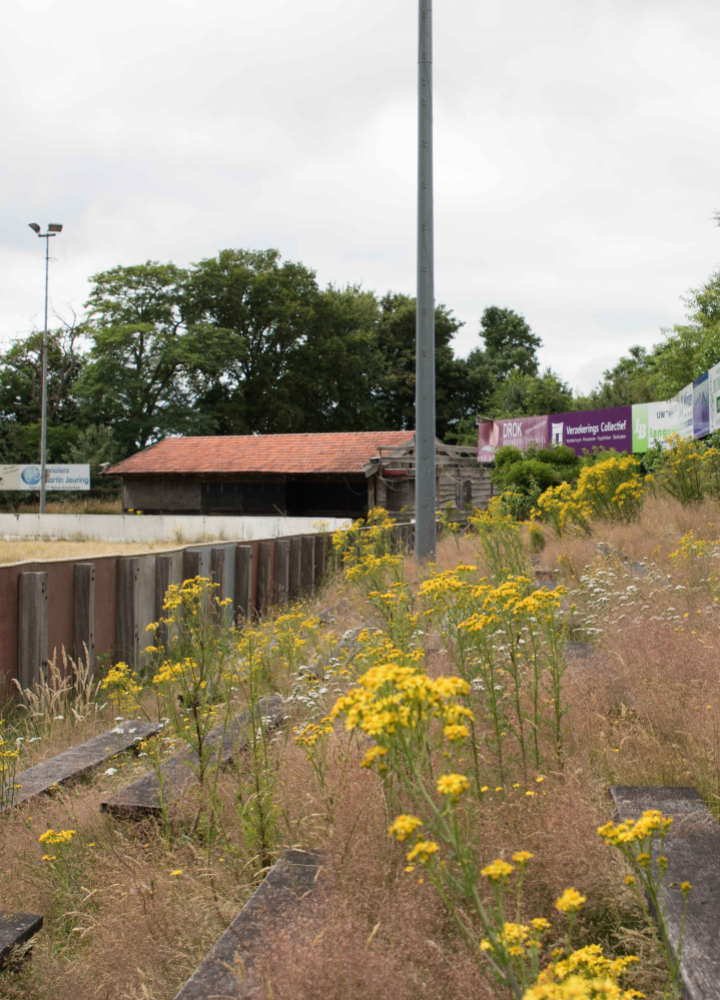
373, 465, 493, 513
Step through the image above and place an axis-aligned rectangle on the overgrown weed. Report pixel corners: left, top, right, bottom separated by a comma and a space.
4, 489, 719, 996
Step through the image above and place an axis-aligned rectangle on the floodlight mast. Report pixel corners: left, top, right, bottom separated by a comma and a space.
415, 0, 436, 561
27, 224, 62, 514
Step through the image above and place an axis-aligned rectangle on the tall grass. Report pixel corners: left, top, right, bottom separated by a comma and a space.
3, 491, 719, 998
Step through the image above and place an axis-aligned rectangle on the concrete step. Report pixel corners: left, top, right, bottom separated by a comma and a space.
172, 849, 323, 1000
8, 721, 160, 808
101, 696, 285, 817
609, 785, 720, 1000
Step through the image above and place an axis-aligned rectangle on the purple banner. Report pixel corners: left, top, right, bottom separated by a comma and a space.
693, 371, 710, 439
549, 406, 632, 457
478, 416, 549, 463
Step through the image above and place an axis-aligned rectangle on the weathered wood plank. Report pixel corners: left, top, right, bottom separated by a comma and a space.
155, 554, 173, 649
116, 558, 139, 667
210, 547, 226, 600
183, 548, 202, 583
17, 572, 48, 689
608, 785, 720, 1000
172, 848, 323, 1000
101, 696, 284, 817
0, 912, 43, 968
300, 537, 314, 598
234, 544, 253, 621
313, 534, 325, 588
10, 722, 160, 808
288, 538, 301, 601
257, 542, 272, 615
210, 547, 227, 621
274, 540, 290, 607
73, 563, 95, 673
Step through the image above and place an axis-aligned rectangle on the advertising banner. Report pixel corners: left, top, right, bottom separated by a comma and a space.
548, 406, 631, 457
693, 371, 710, 439
709, 361, 720, 434
631, 403, 648, 453
632, 399, 682, 452
478, 416, 549, 463
0, 464, 91, 491
673, 382, 694, 440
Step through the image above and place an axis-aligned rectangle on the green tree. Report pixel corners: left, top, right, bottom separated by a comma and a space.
464, 307, 543, 415
183, 249, 322, 434
76, 262, 212, 455
375, 293, 471, 437
580, 271, 720, 407
574, 346, 655, 410
481, 306, 542, 378
0, 324, 84, 427
292, 285, 389, 431
67, 424, 122, 469
650, 270, 720, 398
490, 368, 572, 418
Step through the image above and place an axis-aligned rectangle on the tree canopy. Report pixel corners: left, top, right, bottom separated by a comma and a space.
575, 270, 720, 410
7, 247, 720, 467
2, 249, 529, 462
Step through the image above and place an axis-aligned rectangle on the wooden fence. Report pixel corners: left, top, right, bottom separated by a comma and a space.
1, 522, 418, 693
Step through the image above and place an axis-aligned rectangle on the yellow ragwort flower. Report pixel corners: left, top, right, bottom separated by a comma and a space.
406, 840, 439, 864
555, 888, 586, 913
388, 815, 423, 842
481, 859, 515, 882
436, 773, 470, 798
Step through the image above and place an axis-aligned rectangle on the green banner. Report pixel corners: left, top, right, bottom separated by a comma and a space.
631, 403, 649, 453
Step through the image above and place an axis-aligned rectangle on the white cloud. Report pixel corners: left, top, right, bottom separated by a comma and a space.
1, 0, 719, 395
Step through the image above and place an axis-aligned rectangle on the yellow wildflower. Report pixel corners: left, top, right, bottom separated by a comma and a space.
555, 888, 586, 913
436, 773, 470, 798
481, 859, 514, 882
388, 815, 423, 842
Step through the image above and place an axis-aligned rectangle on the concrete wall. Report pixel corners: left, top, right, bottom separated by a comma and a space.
0, 513, 350, 544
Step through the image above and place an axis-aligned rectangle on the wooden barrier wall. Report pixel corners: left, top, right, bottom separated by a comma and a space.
0, 522, 420, 692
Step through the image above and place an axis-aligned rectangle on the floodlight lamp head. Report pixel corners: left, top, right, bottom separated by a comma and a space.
48, 223, 62, 233
28, 223, 41, 234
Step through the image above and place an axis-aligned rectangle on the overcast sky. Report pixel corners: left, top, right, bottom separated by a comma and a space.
2, 0, 719, 393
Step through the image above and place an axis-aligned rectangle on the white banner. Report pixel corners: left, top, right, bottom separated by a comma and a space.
0, 464, 90, 491
674, 382, 694, 440
709, 361, 720, 434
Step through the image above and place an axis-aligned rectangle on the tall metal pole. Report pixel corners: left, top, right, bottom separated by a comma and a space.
39, 235, 51, 514
415, 0, 436, 561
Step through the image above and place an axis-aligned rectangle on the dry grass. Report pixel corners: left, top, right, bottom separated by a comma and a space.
12, 497, 122, 516
2, 495, 718, 998
0, 539, 176, 565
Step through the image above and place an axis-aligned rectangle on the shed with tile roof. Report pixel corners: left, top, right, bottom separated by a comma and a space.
106, 432, 414, 517
107, 431, 491, 518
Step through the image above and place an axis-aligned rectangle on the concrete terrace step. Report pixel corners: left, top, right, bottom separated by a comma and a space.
173, 849, 323, 1000
101, 696, 285, 817
9, 721, 161, 807
608, 785, 720, 1000
0, 912, 43, 968
565, 641, 594, 661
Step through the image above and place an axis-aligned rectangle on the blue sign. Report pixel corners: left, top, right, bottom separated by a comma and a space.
20, 466, 41, 486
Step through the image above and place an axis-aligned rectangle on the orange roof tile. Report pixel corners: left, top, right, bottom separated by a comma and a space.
107, 432, 415, 477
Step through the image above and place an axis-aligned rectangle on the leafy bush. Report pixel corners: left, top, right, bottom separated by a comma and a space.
652, 434, 720, 506
495, 458, 562, 493
493, 445, 523, 469
537, 454, 649, 536
491, 444, 580, 521
533, 444, 578, 469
